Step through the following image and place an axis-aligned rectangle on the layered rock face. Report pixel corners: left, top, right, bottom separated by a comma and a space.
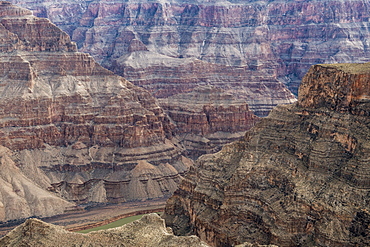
8, 0, 305, 116
0, 1, 191, 221
163, 63, 370, 246
0, 214, 210, 246
9, 0, 370, 109
159, 85, 259, 158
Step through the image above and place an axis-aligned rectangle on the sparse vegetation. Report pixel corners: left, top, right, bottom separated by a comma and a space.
320, 62, 370, 74
77, 213, 162, 233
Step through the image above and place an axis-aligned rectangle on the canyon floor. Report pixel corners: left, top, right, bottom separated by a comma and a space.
0, 198, 166, 237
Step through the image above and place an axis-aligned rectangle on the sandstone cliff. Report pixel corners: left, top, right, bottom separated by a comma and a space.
163, 62, 370, 246
159, 85, 259, 158
0, 213, 210, 246
0, 1, 191, 221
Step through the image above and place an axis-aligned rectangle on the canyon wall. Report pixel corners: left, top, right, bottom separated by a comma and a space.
159, 85, 259, 158
6, 0, 320, 116
9, 0, 370, 113
0, 1, 193, 221
163, 62, 370, 246
0, 1, 264, 222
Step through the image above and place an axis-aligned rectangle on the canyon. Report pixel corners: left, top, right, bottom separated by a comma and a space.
7, 0, 309, 116
0, 1, 258, 224
8, 0, 370, 115
163, 62, 370, 246
1, 0, 370, 246
0, 1, 190, 222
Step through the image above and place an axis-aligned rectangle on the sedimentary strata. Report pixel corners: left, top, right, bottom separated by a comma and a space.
8, 0, 303, 116
9, 0, 370, 112
163, 62, 370, 246
0, 1, 190, 221
159, 85, 259, 158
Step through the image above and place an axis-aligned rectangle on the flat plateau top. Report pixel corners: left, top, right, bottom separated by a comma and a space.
319, 62, 370, 74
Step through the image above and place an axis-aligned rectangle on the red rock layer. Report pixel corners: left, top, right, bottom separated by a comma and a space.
159, 86, 259, 158
163, 62, 370, 246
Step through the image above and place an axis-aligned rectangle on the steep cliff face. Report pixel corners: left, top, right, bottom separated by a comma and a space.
0, 1, 191, 221
9, 0, 370, 103
163, 62, 370, 247
159, 85, 259, 158
8, 0, 306, 116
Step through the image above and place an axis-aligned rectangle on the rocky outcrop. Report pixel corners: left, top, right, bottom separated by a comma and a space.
0, 1, 191, 221
159, 85, 259, 158
163, 62, 370, 246
298, 63, 370, 113
0, 213, 210, 246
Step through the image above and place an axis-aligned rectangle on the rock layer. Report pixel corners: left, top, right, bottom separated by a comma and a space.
163, 63, 370, 246
9, 0, 370, 107
0, 1, 190, 221
159, 85, 259, 158
8, 0, 303, 116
